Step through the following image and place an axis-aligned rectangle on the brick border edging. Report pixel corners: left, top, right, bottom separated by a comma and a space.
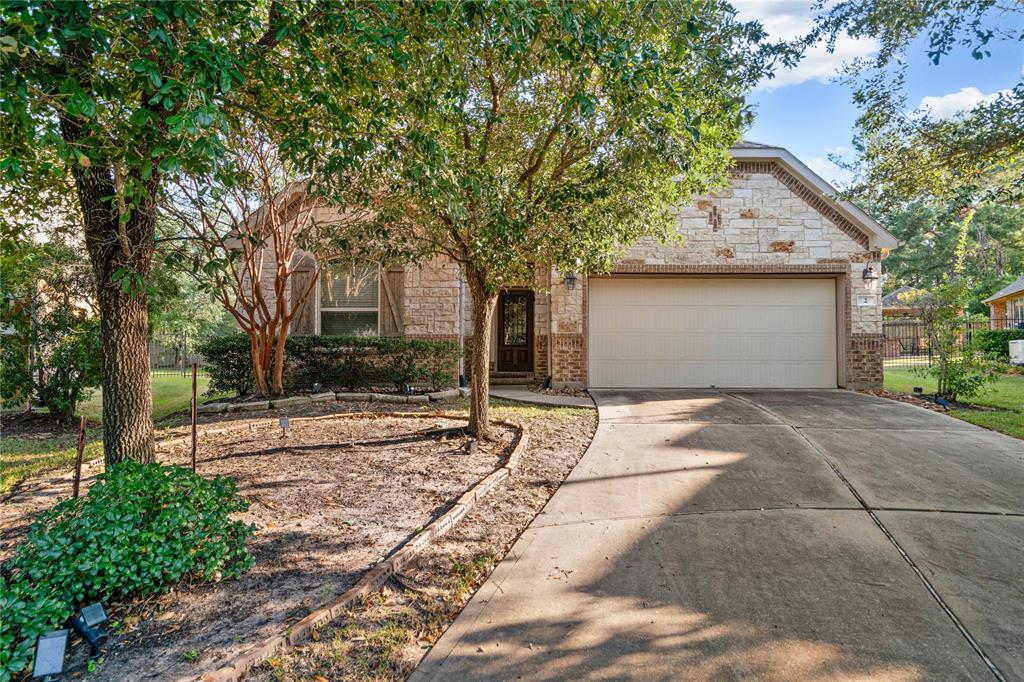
191, 412, 529, 682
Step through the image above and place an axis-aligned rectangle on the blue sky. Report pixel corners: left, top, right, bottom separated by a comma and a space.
735, 1, 1024, 187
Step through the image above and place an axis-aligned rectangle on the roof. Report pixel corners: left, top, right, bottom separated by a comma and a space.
729, 142, 900, 251
881, 286, 920, 308
982, 275, 1024, 304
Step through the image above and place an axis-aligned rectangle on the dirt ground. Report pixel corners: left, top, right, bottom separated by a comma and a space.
1, 401, 537, 682
249, 402, 598, 682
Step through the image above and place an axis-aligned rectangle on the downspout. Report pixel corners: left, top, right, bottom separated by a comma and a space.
458, 265, 466, 387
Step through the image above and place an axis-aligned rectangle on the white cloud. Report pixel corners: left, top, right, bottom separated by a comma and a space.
916, 86, 1010, 119
731, 0, 878, 91
806, 155, 854, 187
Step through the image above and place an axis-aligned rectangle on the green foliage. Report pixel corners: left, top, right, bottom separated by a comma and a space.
908, 280, 1004, 401
812, 1, 1023, 207
328, 1, 789, 287
195, 335, 256, 396
198, 334, 461, 396
974, 328, 1024, 359
0, 462, 254, 676
0, 242, 102, 419
879, 202, 1024, 313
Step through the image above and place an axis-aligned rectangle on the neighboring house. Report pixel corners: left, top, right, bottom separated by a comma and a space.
982, 276, 1024, 329
881, 286, 923, 318
276, 141, 898, 390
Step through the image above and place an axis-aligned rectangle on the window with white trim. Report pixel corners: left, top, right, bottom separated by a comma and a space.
1006, 296, 1024, 327
319, 264, 379, 336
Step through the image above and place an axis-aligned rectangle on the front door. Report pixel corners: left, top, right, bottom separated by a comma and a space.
497, 291, 533, 373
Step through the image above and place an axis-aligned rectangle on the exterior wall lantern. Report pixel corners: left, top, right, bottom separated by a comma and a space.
862, 264, 880, 281
563, 271, 578, 290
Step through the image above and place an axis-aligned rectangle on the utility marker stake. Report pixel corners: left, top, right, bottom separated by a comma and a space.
191, 362, 198, 472
72, 415, 87, 498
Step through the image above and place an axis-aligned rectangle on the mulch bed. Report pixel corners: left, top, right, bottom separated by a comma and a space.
248, 404, 599, 681
0, 405, 523, 682
860, 388, 1008, 413
527, 383, 588, 398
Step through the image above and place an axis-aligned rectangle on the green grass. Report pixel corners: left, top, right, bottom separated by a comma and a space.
79, 374, 220, 422
884, 367, 1024, 439
1, 375, 227, 497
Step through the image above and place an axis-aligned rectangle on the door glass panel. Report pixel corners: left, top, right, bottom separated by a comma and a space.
502, 295, 528, 346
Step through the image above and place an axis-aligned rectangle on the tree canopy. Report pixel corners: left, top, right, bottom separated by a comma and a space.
302, 1, 788, 435
812, 0, 1023, 209
0, 0, 406, 460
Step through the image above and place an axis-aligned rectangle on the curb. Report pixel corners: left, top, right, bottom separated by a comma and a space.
193, 413, 529, 682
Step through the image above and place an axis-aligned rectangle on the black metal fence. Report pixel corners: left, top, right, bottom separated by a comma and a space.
149, 334, 207, 376
883, 317, 1021, 368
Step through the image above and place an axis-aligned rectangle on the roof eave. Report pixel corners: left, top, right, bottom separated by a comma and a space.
729, 146, 900, 252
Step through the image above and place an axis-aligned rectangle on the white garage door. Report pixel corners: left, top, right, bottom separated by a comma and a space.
588, 277, 837, 388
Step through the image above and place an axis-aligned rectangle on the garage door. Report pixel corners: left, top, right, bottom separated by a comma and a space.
588, 277, 837, 388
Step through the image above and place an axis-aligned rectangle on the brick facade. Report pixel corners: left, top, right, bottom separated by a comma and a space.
848, 333, 885, 388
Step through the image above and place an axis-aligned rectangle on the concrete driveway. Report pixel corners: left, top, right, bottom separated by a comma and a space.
413, 390, 1024, 681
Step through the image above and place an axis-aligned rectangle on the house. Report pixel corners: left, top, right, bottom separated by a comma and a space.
982, 276, 1024, 329
280, 142, 898, 390
881, 286, 923, 318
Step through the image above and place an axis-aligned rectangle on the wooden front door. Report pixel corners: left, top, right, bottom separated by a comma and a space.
497, 291, 533, 373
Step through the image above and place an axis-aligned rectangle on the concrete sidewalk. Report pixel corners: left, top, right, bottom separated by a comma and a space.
489, 385, 594, 408
413, 389, 1024, 681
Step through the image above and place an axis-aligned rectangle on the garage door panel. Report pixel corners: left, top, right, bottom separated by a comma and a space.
588, 278, 837, 389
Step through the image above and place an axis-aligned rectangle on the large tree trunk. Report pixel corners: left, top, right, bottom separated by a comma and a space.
467, 271, 496, 439
59, 24, 156, 465
73, 163, 157, 465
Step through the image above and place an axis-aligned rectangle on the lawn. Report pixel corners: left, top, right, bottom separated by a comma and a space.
1, 375, 227, 496
883, 367, 1024, 439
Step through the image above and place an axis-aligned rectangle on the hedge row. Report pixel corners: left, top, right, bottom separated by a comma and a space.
196, 334, 462, 396
973, 328, 1024, 359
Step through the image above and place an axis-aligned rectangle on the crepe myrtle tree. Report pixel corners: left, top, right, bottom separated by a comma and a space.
0, 1, 407, 462
160, 130, 375, 397
326, 1, 788, 438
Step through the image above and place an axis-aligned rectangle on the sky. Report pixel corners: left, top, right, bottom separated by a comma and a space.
733, 1, 1024, 187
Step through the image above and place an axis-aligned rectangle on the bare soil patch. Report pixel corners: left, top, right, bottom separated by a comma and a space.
249, 402, 598, 681
1, 405, 521, 682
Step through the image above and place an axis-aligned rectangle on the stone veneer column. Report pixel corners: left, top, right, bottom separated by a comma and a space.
549, 270, 587, 388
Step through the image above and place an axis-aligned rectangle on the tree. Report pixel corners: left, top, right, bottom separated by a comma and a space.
904, 211, 1003, 400
2, 1, 404, 461
161, 131, 366, 397
811, 0, 1024, 209
311, 1, 784, 437
0, 241, 102, 421
880, 201, 1024, 313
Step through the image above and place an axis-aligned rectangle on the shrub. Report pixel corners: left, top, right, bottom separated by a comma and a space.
196, 334, 256, 396
973, 328, 1024, 359
201, 333, 461, 396
1, 241, 102, 419
0, 463, 254, 676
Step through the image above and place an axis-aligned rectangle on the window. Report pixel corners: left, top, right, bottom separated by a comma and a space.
1007, 297, 1024, 328
319, 264, 379, 336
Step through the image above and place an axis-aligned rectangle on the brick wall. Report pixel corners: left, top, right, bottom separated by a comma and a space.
848, 333, 884, 388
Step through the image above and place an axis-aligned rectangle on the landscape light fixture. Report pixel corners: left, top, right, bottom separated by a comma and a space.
311, 382, 321, 394
862, 264, 880, 281
72, 603, 108, 654
32, 629, 69, 680
563, 271, 578, 290
279, 415, 289, 438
